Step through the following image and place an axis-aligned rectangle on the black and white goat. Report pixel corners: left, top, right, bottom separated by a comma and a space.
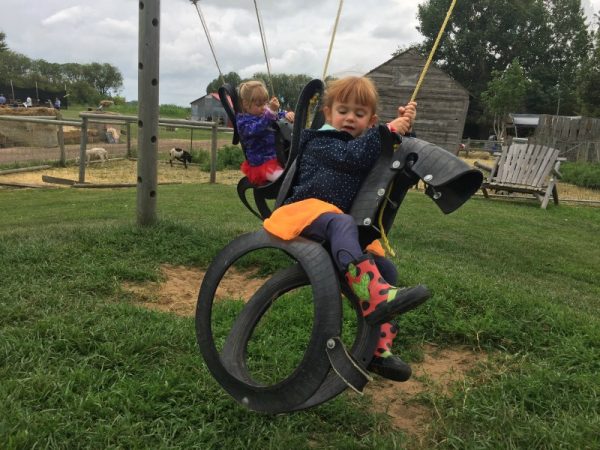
169, 147, 192, 169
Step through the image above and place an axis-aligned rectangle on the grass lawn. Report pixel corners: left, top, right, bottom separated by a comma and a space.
0, 185, 599, 449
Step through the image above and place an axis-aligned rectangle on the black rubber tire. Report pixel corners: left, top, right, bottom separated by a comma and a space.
220, 263, 380, 412
196, 230, 345, 413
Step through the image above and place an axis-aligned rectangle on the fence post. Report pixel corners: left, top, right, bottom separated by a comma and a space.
210, 122, 217, 183
57, 119, 66, 167
126, 122, 132, 158
78, 117, 88, 183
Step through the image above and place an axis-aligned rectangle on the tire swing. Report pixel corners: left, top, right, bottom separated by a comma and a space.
195, 230, 381, 414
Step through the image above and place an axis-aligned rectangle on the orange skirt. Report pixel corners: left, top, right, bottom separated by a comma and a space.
263, 198, 385, 256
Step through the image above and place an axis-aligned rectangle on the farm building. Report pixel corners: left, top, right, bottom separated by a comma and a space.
365, 49, 469, 153
190, 93, 229, 125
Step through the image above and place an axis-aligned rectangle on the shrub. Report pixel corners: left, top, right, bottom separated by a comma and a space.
561, 162, 600, 190
199, 145, 244, 171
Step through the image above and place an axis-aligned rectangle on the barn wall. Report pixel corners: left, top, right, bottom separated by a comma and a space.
366, 50, 469, 152
191, 96, 228, 124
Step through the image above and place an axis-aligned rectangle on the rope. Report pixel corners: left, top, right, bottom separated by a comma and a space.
377, 0, 459, 255
377, 181, 396, 257
322, 0, 344, 80
253, 0, 275, 97
190, 0, 225, 85
410, 0, 457, 102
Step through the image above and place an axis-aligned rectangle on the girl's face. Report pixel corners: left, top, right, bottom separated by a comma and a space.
244, 97, 267, 116
324, 100, 377, 138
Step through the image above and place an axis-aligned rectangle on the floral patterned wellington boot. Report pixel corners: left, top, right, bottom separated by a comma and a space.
367, 321, 412, 382
345, 254, 430, 326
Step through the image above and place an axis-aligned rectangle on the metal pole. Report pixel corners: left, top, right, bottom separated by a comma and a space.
137, 0, 160, 226
78, 117, 88, 183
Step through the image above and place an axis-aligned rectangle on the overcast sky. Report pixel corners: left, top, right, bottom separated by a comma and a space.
2, 0, 599, 106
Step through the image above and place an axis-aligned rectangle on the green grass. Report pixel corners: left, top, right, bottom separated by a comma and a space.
0, 187, 599, 448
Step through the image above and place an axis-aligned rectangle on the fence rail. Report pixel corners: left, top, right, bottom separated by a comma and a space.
0, 114, 233, 183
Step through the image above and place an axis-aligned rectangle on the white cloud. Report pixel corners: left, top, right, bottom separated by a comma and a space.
0, 0, 431, 105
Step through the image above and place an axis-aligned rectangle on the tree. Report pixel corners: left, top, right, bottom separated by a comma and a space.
481, 59, 529, 138
205, 72, 242, 95
0, 31, 7, 53
250, 72, 313, 111
576, 14, 600, 117
82, 63, 123, 97
417, 0, 592, 136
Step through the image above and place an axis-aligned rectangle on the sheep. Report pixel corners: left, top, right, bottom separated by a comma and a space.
169, 147, 192, 169
75, 147, 109, 165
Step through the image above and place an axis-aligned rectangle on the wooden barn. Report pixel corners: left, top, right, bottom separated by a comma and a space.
190, 93, 229, 125
365, 49, 469, 152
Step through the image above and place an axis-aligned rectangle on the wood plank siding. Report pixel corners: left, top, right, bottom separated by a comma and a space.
365, 49, 469, 153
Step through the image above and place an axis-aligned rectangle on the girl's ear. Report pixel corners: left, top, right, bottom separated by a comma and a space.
323, 106, 332, 123
369, 114, 378, 127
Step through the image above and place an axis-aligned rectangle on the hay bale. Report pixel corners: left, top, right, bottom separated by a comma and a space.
0, 111, 61, 147
0, 106, 57, 117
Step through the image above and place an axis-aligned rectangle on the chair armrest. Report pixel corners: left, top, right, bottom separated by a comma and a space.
474, 161, 493, 172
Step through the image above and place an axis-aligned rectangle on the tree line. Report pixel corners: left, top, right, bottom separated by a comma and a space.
0, 31, 123, 106
207, 1, 599, 139
415, 0, 600, 137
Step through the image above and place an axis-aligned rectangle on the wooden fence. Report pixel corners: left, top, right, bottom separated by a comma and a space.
535, 115, 600, 163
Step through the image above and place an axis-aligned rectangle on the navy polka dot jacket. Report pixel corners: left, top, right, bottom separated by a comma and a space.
285, 127, 382, 212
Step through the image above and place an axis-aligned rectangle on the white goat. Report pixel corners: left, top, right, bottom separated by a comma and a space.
76, 147, 109, 165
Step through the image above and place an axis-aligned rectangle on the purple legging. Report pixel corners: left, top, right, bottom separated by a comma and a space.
300, 212, 398, 283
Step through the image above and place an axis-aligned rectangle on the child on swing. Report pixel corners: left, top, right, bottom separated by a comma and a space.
264, 76, 423, 381
237, 80, 295, 186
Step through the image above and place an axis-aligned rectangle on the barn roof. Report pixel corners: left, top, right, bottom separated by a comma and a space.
190, 92, 222, 105
366, 48, 470, 98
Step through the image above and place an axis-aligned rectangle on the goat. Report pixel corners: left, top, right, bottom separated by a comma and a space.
75, 147, 109, 165
169, 147, 192, 169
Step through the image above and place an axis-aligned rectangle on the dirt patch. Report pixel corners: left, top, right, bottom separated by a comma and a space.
0, 159, 242, 187
364, 344, 486, 439
123, 264, 270, 316
127, 264, 487, 440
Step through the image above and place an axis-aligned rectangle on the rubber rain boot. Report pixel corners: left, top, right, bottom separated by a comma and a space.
345, 254, 430, 325
368, 321, 411, 382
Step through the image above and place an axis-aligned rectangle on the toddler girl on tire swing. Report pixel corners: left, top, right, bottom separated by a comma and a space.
264, 76, 428, 381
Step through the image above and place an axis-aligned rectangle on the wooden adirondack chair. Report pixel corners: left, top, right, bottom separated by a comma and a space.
475, 139, 565, 209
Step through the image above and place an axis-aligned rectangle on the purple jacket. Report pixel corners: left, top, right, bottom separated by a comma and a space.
236, 109, 286, 166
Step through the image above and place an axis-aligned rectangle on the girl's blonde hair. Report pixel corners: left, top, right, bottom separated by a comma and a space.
323, 76, 379, 114
238, 80, 269, 112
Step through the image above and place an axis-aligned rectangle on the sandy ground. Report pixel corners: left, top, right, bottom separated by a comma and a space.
2, 148, 598, 203
123, 264, 487, 440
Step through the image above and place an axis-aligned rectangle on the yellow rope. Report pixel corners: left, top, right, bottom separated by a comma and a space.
322, 0, 344, 80
377, 0, 458, 256
410, 0, 458, 102
378, 181, 396, 257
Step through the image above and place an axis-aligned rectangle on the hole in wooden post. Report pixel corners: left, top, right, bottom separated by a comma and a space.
150, 191, 156, 198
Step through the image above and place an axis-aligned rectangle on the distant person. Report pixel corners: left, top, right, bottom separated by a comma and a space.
0, 93, 6, 105
54, 98, 61, 110
26, 96, 32, 107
